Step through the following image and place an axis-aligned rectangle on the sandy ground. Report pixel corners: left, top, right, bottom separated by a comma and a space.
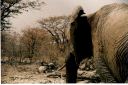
1, 63, 99, 84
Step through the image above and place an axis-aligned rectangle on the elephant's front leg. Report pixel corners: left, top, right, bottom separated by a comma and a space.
66, 53, 77, 83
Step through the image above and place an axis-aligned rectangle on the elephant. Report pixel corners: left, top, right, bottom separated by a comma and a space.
65, 3, 128, 83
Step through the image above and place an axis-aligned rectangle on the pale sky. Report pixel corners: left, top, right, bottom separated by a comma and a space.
10, 0, 128, 33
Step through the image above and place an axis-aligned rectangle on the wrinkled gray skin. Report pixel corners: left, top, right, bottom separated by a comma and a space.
66, 3, 128, 83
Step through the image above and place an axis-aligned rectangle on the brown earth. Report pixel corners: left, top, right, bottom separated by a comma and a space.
1, 63, 99, 84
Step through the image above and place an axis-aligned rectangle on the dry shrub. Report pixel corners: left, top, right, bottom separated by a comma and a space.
39, 44, 66, 66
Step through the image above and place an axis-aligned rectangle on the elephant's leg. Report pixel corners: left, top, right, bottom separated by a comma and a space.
66, 53, 77, 83
95, 54, 117, 83
66, 52, 85, 83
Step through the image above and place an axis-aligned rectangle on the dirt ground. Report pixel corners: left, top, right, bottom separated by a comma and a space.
1, 63, 99, 84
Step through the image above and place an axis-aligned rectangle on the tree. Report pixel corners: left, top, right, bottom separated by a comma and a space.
20, 27, 48, 62
1, 31, 20, 62
38, 16, 71, 52
1, 0, 45, 31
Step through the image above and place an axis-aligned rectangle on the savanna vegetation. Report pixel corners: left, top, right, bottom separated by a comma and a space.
1, 15, 72, 83
1, 16, 71, 66
1, 1, 74, 83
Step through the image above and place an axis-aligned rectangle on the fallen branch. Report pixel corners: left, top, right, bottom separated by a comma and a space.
57, 64, 65, 71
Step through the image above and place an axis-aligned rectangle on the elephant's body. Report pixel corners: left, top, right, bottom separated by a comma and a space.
66, 3, 128, 83
90, 3, 128, 82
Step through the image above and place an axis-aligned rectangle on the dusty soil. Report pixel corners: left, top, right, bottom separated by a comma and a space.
1, 63, 99, 84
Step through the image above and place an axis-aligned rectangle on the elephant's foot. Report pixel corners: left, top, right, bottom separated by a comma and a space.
66, 53, 77, 83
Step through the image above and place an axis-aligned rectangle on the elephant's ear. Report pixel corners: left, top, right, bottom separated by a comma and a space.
70, 6, 93, 58
65, 6, 84, 44
69, 6, 85, 43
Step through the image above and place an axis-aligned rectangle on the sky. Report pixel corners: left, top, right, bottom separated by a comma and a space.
10, 0, 128, 33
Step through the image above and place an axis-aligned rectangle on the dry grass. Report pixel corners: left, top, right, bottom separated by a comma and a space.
1, 63, 65, 84
1, 62, 99, 84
